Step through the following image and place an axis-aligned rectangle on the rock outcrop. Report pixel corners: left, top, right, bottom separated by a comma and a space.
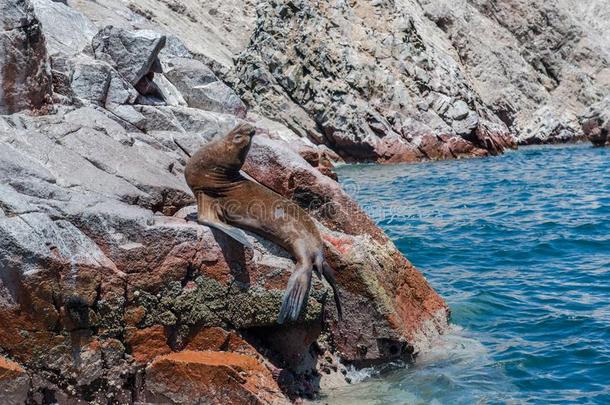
0, 102, 447, 402
1, 0, 607, 402
0, 1, 448, 403
0, 0, 52, 114
60, 0, 608, 162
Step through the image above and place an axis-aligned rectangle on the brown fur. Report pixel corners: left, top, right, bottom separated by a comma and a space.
184, 123, 341, 323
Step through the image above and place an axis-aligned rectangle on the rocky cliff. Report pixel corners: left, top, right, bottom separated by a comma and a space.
0, 0, 607, 403
0, 0, 449, 403
66, 0, 609, 162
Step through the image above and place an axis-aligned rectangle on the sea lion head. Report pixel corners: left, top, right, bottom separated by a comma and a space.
223, 122, 256, 169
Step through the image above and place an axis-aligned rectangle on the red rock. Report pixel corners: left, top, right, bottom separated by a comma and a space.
376, 134, 424, 163
418, 133, 454, 160
323, 233, 354, 255
0, 99, 450, 402
185, 327, 258, 357
322, 231, 448, 363
243, 137, 449, 361
125, 326, 171, 364
144, 351, 288, 404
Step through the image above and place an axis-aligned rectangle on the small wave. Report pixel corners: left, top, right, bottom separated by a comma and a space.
319, 326, 516, 404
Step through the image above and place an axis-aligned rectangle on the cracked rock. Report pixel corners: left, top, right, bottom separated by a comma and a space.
92, 26, 166, 87
0, 0, 52, 114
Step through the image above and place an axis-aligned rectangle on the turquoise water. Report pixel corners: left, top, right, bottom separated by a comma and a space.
326, 144, 610, 404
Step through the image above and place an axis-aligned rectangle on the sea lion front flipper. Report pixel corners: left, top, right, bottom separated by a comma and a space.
278, 264, 312, 324
196, 192, 253, 248
203, 220, 253, 249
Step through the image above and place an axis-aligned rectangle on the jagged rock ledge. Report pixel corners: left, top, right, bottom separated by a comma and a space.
0, 0, 448, 403
56, 0, 610, 159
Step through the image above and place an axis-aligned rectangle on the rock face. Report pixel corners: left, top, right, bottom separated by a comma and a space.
233, 0, 608, 158
421, 0, 609, 146
234, 0, 515, 162
0, 1, 448, 403
0, 357, 30, 405
64, 0, 609, 162
0, 0, 52, 114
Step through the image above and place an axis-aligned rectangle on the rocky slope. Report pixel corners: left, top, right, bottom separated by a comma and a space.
0, 0, 448, 403
65, 0, 609, 162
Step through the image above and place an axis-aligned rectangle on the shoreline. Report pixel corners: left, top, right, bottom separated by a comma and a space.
0, 0, 607, 403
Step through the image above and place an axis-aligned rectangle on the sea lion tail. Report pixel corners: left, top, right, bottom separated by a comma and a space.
322, 261, 343, 321
278, 266, 312, 324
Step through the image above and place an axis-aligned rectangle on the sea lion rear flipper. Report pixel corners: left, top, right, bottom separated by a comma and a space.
278, 265, 312, 324
196, 192, 252, 248
322, 261, 343, 321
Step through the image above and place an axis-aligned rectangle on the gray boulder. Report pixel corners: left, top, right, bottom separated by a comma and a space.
69, 56, 113, 104
30, 0, 97, 56
163, 57, 247, 117
0, 0, 52, 114
152, 74, 187, 107
68, 55, 139, 106
92, 26, 166, 86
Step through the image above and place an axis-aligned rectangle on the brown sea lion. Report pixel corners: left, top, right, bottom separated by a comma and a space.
183, 123, 342, 323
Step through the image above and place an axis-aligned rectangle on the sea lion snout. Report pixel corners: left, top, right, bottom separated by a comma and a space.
245, 125, 256, 138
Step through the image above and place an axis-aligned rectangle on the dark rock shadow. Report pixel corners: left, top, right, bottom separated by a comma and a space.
242, 321, 324, 400
184, 212, 250, 286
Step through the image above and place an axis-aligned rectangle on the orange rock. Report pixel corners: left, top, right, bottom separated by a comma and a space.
145, 351, 287, 404
185, 327, 258, 357
0, 356, 29, 404
0, 356, 24, 380
124, 305, 146, 326
125, 325, 171, 364
322, 233, 353, 255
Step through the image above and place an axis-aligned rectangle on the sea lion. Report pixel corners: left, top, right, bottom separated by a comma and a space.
184, 123, 342, 323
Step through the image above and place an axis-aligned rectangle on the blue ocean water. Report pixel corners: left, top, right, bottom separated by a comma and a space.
325, 144, 610, 404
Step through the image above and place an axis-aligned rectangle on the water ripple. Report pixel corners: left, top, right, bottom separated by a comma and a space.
327, 144, 610, 404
